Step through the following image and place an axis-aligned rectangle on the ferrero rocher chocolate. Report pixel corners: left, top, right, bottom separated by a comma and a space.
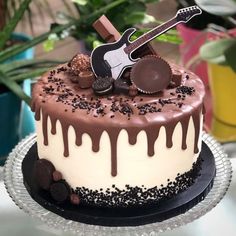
68, 54, 91, 75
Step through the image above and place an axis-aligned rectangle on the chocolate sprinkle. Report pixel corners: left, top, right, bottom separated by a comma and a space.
176, 86, 195, 96
73, 157, 203, 207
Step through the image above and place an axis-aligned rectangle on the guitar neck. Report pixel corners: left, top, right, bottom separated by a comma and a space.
125, 17, 179, 54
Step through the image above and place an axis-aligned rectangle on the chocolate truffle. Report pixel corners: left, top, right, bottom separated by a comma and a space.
50, 181, 71, 203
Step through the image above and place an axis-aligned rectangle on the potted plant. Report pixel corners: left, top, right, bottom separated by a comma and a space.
0, 0, 70, 164
196, 0, 236, 142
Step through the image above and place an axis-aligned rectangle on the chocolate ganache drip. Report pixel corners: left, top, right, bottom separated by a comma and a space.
31, 64, 205, 177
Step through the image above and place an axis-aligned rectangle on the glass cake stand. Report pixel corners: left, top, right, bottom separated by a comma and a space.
4, 132, 232, 236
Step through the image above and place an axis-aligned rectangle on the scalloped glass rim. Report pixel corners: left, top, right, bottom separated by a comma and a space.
4, 132, 232, 236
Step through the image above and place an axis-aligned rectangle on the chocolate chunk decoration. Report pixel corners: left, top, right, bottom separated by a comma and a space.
34, 159, 55, 190
131, 56, 172, 94
50, 181, 71, 203
171, 69, 182, 87
78, 71, 95, 89
129, 84, 138, 97
92, 77, 113, 95
93, 15, 121, 43
113, 78, 130, 95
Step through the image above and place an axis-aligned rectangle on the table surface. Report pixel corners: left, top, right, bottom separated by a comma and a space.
0, 143, 235, 236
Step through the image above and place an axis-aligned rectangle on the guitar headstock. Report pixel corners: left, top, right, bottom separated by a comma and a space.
176, 5, 202, 23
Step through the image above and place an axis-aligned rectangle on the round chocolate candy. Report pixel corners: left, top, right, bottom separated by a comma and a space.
130, 56, 172, 94
34, 159, 55, 190
53, 170, 63, 182
92, 77, 113, 95
68, 54, 91, 75
70, 193, 80, 205
78, 71, 95, 89
50, 180, 71, 203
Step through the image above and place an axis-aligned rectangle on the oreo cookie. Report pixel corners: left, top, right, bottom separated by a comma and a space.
92, 77, 113, 95
33, 159, 55, 190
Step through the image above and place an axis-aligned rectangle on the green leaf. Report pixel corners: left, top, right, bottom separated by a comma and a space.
72, 0, 88, 5
0, 59, 63, 73
0, 0, 31, 50
0, 71, 31, 105
195, 0, 236, 16
43, 39, 57, 52
8, 68, 50, 82
0, 20, 76, 63
225, 42, 236, 72
142, 14, 156, 24
200, 38, 236, 65
124, 12, 147, 25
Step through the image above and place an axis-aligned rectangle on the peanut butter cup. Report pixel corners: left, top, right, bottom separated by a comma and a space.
131, 56, 172, 94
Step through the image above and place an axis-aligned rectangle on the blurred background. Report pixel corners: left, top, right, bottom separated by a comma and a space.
0, 0, 236, 235
1, 0, 236, 162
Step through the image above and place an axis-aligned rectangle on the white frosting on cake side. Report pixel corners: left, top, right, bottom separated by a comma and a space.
36, 113, 203, 190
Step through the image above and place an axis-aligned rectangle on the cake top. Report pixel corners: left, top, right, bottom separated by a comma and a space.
32, 61, 204, 123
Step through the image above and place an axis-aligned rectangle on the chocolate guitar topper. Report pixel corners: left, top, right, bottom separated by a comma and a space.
91, 6, 202, 80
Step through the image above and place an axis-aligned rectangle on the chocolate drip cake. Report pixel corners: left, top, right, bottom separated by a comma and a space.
31, 53, 205, 208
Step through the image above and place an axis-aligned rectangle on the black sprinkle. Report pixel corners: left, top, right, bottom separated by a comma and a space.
176, 86, 195, 96
73, 158, 202, 208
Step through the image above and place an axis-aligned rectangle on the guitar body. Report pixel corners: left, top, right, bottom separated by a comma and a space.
91, 28, 138, 79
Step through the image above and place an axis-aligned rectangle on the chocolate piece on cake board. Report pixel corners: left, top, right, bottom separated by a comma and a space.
93, 15, 156, 57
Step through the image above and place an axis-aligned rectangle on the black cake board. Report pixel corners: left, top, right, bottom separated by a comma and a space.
22, 142, 216, 227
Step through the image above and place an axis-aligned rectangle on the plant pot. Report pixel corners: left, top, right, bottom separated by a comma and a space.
0, 33, 34, 165
208, 63, 236, 142
0, 91, 21, 165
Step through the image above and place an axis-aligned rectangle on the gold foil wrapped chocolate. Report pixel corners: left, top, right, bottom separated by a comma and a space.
68, 54, 91, 75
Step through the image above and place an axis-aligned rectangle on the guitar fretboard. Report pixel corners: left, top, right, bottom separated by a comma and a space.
124, 17, 178, 54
